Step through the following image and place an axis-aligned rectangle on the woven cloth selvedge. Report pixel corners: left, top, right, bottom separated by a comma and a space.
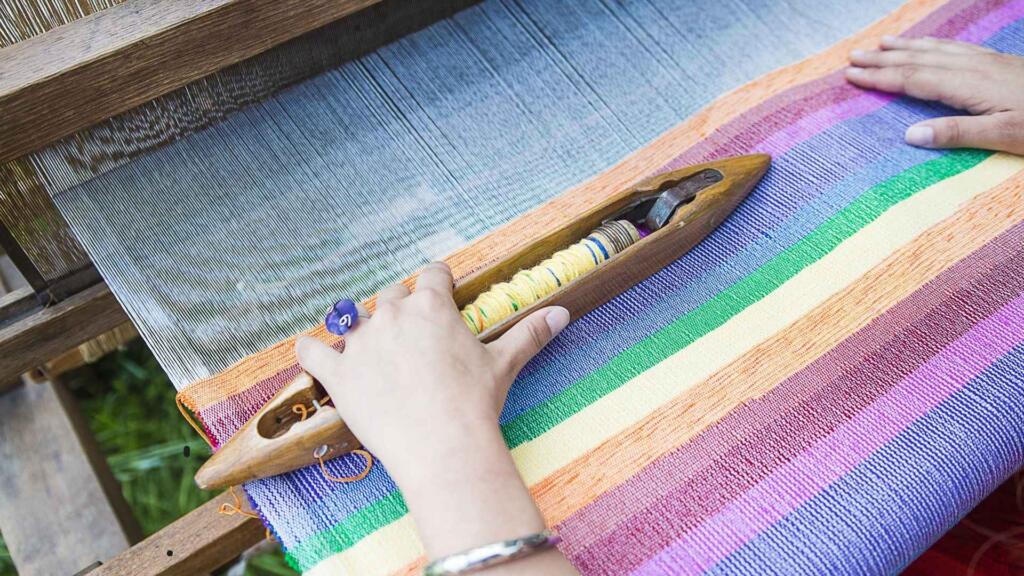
193, 0, 1024, 574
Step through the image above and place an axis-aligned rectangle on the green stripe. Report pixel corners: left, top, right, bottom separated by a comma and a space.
285, 149, 990, 570
286, 490, 409, 572
501, 149, 989, 447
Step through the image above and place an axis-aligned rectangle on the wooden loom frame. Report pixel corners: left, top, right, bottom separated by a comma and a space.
0, 0, 477, 573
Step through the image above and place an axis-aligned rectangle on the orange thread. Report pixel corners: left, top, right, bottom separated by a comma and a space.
318, 449, 374, 483
175, 395, 213, 448
292, 396, 374, 483
291, 403, 311, 421
292, 396, 331, 421
218, 486, 274, 542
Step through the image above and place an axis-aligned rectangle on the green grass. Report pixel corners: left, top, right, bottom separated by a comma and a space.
0, 340, 297, 576
0, 537, 10, 576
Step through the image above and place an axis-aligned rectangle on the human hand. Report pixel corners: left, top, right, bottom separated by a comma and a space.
296, 262, 569, 484
846, 36, 1024, 154
296, 263, 577, 573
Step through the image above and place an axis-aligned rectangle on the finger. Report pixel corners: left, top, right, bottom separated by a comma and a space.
377, 282, 410, 304
344, 301, 371, 335
879, 35, 994, 54
905, 112, 1024, 155
488, 306, 570, 376
415, 261, 455, 296
295, 336, 347, 393
849, 48, 974, 70
844, 65, 983, 107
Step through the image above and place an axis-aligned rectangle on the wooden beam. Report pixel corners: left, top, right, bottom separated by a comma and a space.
90, 489, 265, 576
0, 286, 34, 323
43, 322, 140, 378
0, 0, 381, 164
0, 282, 129, 386
0, 377, 142, 574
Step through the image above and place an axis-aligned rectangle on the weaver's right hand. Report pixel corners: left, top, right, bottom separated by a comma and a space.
295, 262, 578, 575
846, 36, 1024, 155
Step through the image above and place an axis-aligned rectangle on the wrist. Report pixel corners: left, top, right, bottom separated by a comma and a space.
382, 409, 507, 485
390, 423, 545, 559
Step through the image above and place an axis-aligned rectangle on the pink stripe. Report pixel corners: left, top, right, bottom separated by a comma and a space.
744, 0, 1024, 160
558, 224, 1024, 559
956, 0, 1024, 42
753, 91, 893, 158
633, 296, 1024, 575
195, 0, 1024, 448
904, 0, 1003, 37
666, 0, 1019, 173
663, 79, 854, 171
198, 340, 345, 447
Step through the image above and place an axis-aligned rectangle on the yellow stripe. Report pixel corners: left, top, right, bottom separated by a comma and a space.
302, 153, 1024, 574
305, 516, 422, 576
179, 0, 947, 409
511, 153, 1024, 485
531, 168, 1024, 524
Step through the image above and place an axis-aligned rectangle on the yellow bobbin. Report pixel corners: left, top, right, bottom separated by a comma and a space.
461, 220, 639, 335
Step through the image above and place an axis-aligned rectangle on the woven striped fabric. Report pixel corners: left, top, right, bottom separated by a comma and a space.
182, 0, 1024, 574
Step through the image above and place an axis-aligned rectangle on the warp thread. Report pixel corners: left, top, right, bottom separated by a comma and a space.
461, 220, 640, 335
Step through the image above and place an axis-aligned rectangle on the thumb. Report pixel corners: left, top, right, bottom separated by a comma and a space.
295, 336, 347, 398
905, 113, 1024, 155
488, 306, 571, 375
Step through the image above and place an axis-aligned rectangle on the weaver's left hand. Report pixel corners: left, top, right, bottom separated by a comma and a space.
845, 36, 1024, 155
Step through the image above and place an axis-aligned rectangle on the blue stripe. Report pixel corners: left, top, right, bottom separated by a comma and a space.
247, 8, 1024, 555
502, 94, 945, 422
708, 344, 1024, 576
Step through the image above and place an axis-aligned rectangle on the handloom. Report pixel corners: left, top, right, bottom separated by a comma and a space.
194, 155, 771, 490
1, 0, 1022, 575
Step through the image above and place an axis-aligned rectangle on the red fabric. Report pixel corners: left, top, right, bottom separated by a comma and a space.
904, 473, 1024, 575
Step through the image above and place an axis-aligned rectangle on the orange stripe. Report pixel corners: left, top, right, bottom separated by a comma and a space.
395, 558, 424, 576
529, 171, 1024, 527
179, 0, 948, 412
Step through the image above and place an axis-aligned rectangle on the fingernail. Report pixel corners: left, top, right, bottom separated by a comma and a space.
545, 307, 571, 337
905, 125, 935, 147
849, 49, 865, 58
881, 35, 898, 43
845, 67, 865, 78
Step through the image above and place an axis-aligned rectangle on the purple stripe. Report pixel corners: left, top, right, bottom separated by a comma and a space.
707, 347, 1024, 575
560, 223, 1024, 571
903, 0, 1007, 37
958, 0, 1024, 41
197, 0, 1022, 440
752, 91, 893, 157
664, 78, 861, 170
517, 1, 1024, 388
633, 294, 1024, 575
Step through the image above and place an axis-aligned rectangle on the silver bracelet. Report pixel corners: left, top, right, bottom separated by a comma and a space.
423, 529, 561, 575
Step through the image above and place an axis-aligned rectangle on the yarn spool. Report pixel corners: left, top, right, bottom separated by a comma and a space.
461, 220, 640, 335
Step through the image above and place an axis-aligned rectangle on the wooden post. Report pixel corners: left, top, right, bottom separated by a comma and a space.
0, 376, 143, 575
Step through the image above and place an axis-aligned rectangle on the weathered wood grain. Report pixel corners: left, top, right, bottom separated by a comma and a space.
0, 377, 141, 575
195, 154, 770, 490
0, 0, 381, 164
0, 282, 129, 384
90, 489, 265, 576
